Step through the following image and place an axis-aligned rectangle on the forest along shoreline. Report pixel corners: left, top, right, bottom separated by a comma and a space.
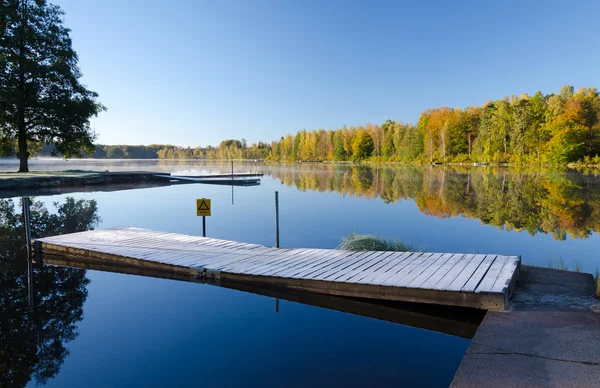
5, 85, 599, 168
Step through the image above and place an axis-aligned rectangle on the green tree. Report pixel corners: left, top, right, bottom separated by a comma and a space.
0, 0, 104, 172
523, 91, 548, 159
381, 120, 396, 158
333, 130, 346, 161
509, 96, 531, 157
351, 129, 374, 161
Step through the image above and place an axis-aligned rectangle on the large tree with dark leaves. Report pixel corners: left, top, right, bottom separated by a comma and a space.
0, 0, 104, 172
0, 197, 99, 386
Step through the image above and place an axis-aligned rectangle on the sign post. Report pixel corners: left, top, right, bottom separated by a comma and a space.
275, 191, 279, 248
196, 198, 211, 237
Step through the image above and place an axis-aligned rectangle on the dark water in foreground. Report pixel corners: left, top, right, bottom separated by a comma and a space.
3, 160, 600, 387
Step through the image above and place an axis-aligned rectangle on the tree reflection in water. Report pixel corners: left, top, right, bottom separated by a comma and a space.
268, 164, 600, 241
0, 197, 99, 386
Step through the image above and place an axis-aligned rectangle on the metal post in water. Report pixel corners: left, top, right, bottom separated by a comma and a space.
202, 216, 206, 237
22, 197, 32, 259
275, 191, 280, 248
22, 197, 34, 307
274, 191, 281, 313
27, 258, 34, 308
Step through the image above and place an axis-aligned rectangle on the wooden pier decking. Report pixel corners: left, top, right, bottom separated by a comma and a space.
36, 227, 521, 310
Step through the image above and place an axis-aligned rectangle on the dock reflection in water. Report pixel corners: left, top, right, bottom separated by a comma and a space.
41, 254, 485, 339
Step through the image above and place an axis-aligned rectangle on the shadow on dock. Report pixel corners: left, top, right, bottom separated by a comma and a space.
42, 254, 485, 339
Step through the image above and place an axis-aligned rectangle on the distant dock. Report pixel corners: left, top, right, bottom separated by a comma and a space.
0, 171, 262, 197
153, 174, 261, 186
36, 227, 521, 310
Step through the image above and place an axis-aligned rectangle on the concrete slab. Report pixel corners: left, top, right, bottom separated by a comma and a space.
452, 266, 600, 387
512, 266, 597, 311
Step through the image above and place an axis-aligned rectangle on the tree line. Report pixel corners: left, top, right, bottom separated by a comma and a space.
89, 85, 600, 165
268, 85, 600, 165
25, 85, 600, 166
87, 140, 271, 160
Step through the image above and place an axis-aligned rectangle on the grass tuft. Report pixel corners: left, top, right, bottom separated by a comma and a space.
536, 257, 584, 272
595, 269, 600, 299
338, 232, 416, 252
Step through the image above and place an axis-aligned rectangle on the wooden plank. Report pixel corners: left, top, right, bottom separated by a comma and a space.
248, 249, 336, 276
320, 251, 389, 281
243, 249, 334, 274
357, 251, 414, 283
417, 253, 469, 290
193, 246, 278, 267
379, 253, 436, 286
432, 254, 480, 291
407, 253, 459, 288
475, 255, 509, 293
393, 253, 447, 287
208, 249, 292, 272
460, 255, 497, 292
205, 247, 285, 270
270, 250, 351, 277
365, 252, 425, 285
270, 250, 355, 279
300, 251, 377, 280
490, 257, 520, 293
218, 248, 302, 272
335, 251, 397, 282
290, 251, 368, 279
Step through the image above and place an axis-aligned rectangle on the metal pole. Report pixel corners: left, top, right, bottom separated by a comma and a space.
202, 216, 206, 237
27, 259, 34, 308
275, 191, 280, 248
22, 197, 34, 307
275, 298, 279, 313
22, 197, 32, 259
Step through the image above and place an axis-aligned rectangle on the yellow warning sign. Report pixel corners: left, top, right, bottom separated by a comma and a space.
196, 198, 211, 216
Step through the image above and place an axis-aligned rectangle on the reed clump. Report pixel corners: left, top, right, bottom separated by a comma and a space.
338, 232, 416, 252
595, 269, 600, 299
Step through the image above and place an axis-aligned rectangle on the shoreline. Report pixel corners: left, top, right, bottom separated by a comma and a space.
0, 171, 173, 198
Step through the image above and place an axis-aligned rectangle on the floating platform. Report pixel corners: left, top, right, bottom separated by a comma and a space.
36, 227, 521, 310
174, 173, 264, 178
152, 174, 260, 186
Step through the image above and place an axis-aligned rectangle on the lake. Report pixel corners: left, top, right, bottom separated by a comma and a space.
3, 159, 600, 387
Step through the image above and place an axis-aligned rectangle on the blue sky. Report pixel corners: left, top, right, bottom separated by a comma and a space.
54, 0, 600, 147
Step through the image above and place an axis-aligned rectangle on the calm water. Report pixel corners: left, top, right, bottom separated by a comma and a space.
3, 159, 600, 387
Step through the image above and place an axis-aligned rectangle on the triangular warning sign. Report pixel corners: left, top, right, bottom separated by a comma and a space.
198, 200, 209, 211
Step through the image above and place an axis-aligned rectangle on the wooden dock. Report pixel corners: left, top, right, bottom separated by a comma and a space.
35, 227, 521, 310
153, 174, 260, 186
